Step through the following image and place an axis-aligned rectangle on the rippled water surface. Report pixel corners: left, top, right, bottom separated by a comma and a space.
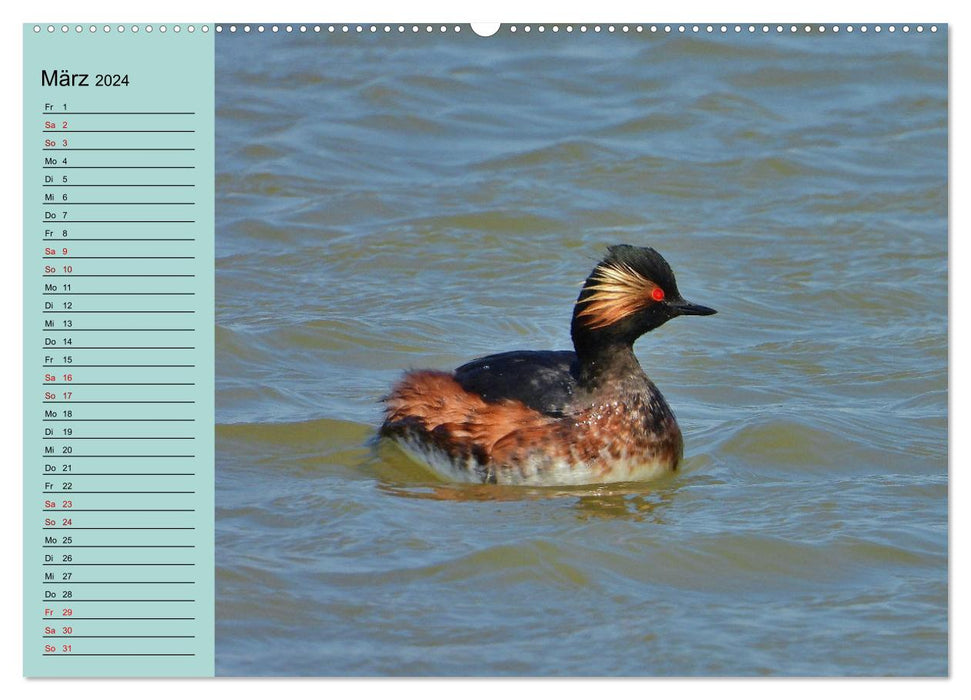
214, 28, 947, 676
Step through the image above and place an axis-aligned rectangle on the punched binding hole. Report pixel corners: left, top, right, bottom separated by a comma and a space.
471, 23, 500, 37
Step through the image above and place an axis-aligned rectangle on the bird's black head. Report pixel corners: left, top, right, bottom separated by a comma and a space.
570, 245, 716, 357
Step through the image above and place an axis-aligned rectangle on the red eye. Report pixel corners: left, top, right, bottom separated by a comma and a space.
651, 287, 665, 302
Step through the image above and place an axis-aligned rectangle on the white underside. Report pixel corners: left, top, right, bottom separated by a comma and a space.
391, 434, 674, 486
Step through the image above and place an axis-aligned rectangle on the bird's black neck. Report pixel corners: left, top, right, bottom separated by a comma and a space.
574, 339, 645, 390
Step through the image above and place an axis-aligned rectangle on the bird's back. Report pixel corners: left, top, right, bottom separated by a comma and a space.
453, 350, 579, 417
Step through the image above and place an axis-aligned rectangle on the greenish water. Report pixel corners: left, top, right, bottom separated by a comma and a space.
214, 27, 947, 675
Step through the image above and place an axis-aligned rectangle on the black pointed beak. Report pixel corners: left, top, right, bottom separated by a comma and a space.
670, 299, 717, 316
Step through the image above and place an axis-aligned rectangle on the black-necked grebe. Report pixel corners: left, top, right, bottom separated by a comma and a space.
380, 245, 716, 486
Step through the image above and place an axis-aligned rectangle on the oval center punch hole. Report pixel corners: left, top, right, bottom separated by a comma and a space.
471, 23, 501, 37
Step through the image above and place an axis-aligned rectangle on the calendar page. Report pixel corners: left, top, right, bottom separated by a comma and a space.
22, 20, 949, 678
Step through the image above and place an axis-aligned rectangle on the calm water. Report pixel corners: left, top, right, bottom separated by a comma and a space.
213, 27, 947, 676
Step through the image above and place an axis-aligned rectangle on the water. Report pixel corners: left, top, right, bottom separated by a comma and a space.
213, 27, 947, 676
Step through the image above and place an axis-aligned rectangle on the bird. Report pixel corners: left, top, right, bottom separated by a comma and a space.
379, 244, 716, 486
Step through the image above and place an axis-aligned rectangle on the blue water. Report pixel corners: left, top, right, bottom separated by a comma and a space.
214, 25, 947, 676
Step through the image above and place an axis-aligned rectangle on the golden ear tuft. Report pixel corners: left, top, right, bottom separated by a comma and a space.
576, 261, 661, 330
